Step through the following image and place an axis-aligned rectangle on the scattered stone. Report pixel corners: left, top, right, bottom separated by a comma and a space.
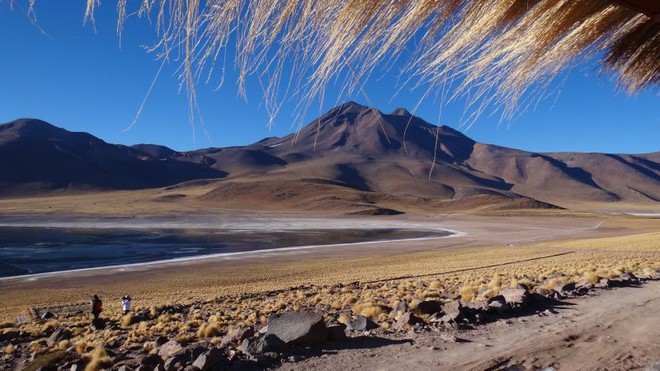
344, 315, 379, 331
595, 278, 611, 289
155, 336, 169, 346
394, 312, 423, 331
395, 300, 408, 314
555, 282, 576, 294
158, 340, 183, 359
117, 366, 134, 371
487, 295, 511, 314
40, 311, 55, 320
47, 328, 72, 347
220, 327, 255, 348
326, 324, 347, 341
242, 334, 288, 357
266, 311, 328, 345
440, 300, 465, 324
439, 333, 458, 343
192, 348, 226, 371
619, 272, 638, 283
139, 354, 164, 368
500, 287, 529, 306
415, 300, 442, 315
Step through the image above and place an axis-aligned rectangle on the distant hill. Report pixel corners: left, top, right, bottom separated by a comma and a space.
0, 105, 658, 212
0, 119, 225, 195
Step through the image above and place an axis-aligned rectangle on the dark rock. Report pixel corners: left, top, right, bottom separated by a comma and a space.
415, 300, 442, 315
326, 324, 347, 341
595, 278, 611, 289
242, 334, 288, 357
158, 340, 182, 359
619, 272, 638, 283
47, 328, 72, 347
163, 355, 186, 371
441, 300, 465, 323
139, 354, 164, 368
394, 312, 424, 331
192, 348, 226, 371
266, 311, 328, 345
155, 336, 169, 346
220, 327, 255, 348
40, 311, 55, 320
500, 288, 529, 307
554, 282, 576, 294
487, 295, 511, 314
0, 329, 20, 342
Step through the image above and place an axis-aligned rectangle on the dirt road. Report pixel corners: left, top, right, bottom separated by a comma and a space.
279, 281, 660, 371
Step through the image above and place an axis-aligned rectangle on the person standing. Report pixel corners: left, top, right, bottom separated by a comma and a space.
91, 295, 103, 320
121, 295, 132, 315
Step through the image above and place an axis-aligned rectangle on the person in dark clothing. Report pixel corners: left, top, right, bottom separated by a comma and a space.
91, 295, 103, 320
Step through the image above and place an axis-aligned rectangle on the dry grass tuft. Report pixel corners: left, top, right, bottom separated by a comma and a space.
84, 346, 112, 371
0, 321, 14, 329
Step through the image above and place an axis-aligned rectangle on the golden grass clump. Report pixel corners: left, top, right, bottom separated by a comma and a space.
352, 302, 384, 319
120, 314, 135, 327
84, 346, 112, 371
0, 321, 13, 329
4, 344, 14, 355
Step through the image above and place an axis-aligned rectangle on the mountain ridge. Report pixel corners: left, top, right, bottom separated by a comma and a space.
0, 104, 658, 211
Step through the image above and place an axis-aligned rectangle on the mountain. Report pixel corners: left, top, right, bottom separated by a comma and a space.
0, 105, 658, 212
0, 119, 225, 195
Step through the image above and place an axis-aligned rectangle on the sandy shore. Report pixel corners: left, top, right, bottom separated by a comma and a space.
1, 211, 657, 320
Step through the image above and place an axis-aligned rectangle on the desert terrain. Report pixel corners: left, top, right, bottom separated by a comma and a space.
0, 189, 658, 370
0, 105, 658, 370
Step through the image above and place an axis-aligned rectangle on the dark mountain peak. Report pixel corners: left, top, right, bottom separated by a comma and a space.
390, 107, 412, 116
1, 118, 62, 137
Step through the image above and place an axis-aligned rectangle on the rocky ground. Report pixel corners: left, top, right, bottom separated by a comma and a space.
1, 269, 659, 371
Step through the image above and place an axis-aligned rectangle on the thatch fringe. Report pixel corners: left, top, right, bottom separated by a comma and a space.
17, 1, 660, 119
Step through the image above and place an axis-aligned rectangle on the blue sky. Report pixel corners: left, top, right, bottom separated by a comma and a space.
0, 2, 658, 154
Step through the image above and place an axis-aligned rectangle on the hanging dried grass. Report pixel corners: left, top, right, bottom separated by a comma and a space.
12, 0, 660, 120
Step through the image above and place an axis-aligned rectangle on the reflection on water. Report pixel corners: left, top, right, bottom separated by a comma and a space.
0, 227, 450, 277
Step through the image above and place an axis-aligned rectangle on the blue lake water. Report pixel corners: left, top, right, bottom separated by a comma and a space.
0, 227, 450, 277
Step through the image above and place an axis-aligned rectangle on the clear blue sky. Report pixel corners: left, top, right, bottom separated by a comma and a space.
0, 2, 658, 154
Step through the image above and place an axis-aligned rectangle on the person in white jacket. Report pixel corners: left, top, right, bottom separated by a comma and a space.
121, 295, 132, 315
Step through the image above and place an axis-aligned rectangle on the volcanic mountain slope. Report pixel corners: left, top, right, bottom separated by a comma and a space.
190, 102, 659, 208
0, 119, 225, 195
0, 104, 658, 212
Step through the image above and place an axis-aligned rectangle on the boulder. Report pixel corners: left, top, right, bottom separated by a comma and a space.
441, 300, 465, 322
242, 334, 288, 357
344, 315, 379, 331
619, 272, 638, 283
40, 311, 55, 320
487, 296, 510, 314
191, 348, 226, 371
393, 312, 424, 331
326, 325, 347, 341
220, 327, 255, 348
500, 288, 529, 307
139, 354, 164, 368
266, 311, 328, 345
395, 300, 408, 314
554, 282, 576, 294
47, 328, 72, 347
158, 340, 182, 359
415, 300, 442, 315
595, 278, 611, 289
